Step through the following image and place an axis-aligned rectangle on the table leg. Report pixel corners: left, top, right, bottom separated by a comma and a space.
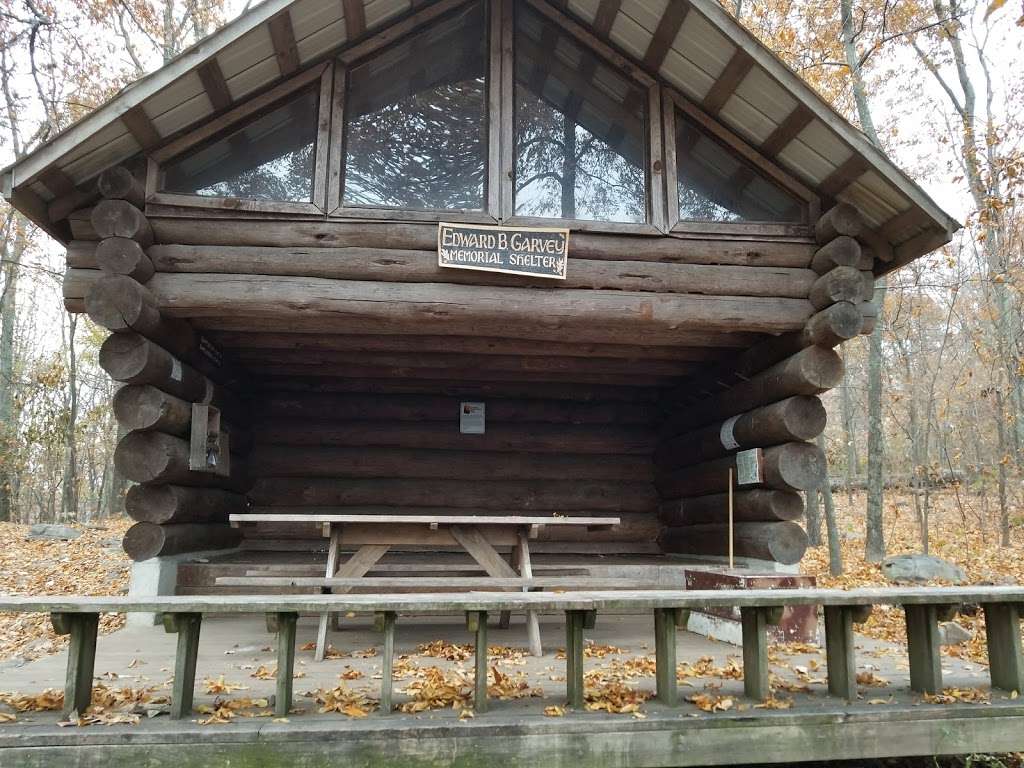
516, 531, 542, 656
315, 527, 342, 662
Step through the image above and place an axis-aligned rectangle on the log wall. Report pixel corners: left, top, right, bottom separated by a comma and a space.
63, 165, 883, 565
654, 203, 880, 565
243, 389, 663, 551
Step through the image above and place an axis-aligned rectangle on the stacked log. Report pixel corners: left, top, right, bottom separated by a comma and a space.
655, 203, 878, 565
82, 167, 248, 560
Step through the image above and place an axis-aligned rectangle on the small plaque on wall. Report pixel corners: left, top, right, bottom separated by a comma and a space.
460, 402, 485, 434
735, 448, 764, 486
438, 222, 568, 279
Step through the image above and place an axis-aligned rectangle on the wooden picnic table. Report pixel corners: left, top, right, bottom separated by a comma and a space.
228, 513, 621, 659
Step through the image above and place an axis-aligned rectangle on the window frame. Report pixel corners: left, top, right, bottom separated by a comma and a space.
663, 87, 820, 235
504, 0, 666, 235
326, 0, 500, 224
147, 64, 333, 216
140, 0, 820, 237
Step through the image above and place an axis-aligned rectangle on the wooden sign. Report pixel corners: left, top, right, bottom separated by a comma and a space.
438, 222, 569, 280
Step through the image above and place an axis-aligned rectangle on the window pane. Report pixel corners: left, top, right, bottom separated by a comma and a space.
343, 2, 487, 210
675, 112, 803, 223
162, 88, 318, 202
514, 5, 647, 224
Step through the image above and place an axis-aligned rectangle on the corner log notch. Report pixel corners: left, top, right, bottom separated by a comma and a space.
78, 168, 252, 562
655, 203, 880, 564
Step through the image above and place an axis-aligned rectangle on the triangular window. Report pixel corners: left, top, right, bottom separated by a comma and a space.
513, 3, 648, 224
340, 1, 488, 211
674, 110, 803, 223
161, 87, 319, 203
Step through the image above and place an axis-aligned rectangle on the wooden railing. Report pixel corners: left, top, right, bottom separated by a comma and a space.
1, 587, 1021, 720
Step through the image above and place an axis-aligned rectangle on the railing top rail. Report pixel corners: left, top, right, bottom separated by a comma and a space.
1, 586, 1022, 614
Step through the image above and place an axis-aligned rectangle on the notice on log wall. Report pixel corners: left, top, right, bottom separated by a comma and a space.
437, 222, 569, 280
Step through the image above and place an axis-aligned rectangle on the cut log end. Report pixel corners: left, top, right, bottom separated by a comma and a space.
122, 521, 241, 561
660, 521, 809, 565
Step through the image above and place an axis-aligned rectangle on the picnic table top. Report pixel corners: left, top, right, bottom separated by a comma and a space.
229, 513, 621, 527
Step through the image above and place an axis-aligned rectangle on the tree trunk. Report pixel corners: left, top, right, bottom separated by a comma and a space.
804, 488, 821, 546
0, 219, 25, 523
61, 314, 79, 522
865, 277, 886, 562
818, 433, 843, 575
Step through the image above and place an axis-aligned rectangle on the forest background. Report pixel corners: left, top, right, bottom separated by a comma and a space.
0, 0, 1020, 568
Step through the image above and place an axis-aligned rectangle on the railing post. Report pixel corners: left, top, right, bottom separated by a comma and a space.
269, 612, 298, 717
654, 608, 678, 706
51, 612, 99, 718
904, 604, 944, 694
467, 611, 488, 712
564, 610, 590, 709
164, 612, 203, 719
823, 605, 871, 701
740, 606, 775, 700
378, 611, 397, 713
983, 602, 1023, 694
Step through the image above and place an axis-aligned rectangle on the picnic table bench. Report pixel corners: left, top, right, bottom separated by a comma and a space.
1, 587, 1021, 721
228, 513, 622, 659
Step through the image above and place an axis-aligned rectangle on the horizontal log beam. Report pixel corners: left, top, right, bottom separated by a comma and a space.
815, 204, 866, 244
91, 199, 152, 246
100, 333, 208, 402
249, 478, 658, 513
196, 316, 763, 350
125, 485, 249, 524
97, 167, 146, 208
665, 346, 843, 432
255, 376, 660, 402
809, 266, 871, 310
660, 521, 809, 564
145, 244, 816, 298
86, 275, 198, 361
656, 396, 826, 466
95, 237, 154, 282
655, 442, 827, 497
659, 490, 804, 525
149, 219, 817, 268
122, 522, 241, 561
115, 431, 250, 491
233, 350, 695, 378
142, 274, 814, 344
248, 446, 651, 482
664, 302, 860, 407
254, 420, 657, 454
113, 384, 193, 435
256, 393, 657, 425
210, 332, 728, 361
242, 364, 675, 388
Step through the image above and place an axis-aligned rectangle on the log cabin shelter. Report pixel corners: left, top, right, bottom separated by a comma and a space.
2, 0, 960, 579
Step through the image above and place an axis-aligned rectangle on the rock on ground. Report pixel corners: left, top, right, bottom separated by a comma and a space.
881, 554, 966, 584
25, 524, 82, 541
938, 622, 973, 646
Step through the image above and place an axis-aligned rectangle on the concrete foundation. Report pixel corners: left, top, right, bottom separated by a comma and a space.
127, 548, 241, 626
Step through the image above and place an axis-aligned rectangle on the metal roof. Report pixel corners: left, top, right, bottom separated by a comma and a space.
1, 0, 959, 269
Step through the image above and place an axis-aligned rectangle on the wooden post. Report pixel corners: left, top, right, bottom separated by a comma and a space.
468, 611, 488, 712
904, 604, 943, 694
564, 610, 586, 709
51, 612, 99, 717
272, 612, 298, 717
740, 606, 770, 700
379, 611, 397, 713
823, 605, 856, 701
728, 467, 734, 570
164, 612, 202, 719
654, 608, 678, 706
983, 603, 1024, 694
